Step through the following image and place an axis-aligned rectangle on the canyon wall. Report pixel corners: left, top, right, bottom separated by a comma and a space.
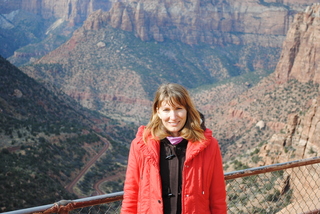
275, 4, 320, 84
83, 0, 309, 46
1, 0, 319, 46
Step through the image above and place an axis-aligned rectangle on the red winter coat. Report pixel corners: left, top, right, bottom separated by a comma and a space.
121, 126, 227, 214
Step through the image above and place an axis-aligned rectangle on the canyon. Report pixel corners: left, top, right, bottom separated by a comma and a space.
17, 1, 320, 163
2, 0, 320, 212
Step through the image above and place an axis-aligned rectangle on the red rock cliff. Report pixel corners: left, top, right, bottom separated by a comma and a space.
83, 0, 303, 46
1, 0, 319, 46
275, 3, 320, 83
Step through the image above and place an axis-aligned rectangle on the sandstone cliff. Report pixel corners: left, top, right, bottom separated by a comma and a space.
275, 4, 320, 84
265, 3, 320, 166
82, 0, 308, 47
0, 0, 318, 46
3, 0, 318, 70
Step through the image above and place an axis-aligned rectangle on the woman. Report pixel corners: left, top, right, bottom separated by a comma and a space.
121, 83, 227, 214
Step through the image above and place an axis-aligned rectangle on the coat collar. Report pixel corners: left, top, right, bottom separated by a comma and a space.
135, 126, 212, 166
133, 126, 160, 167
185, 129, 212, 163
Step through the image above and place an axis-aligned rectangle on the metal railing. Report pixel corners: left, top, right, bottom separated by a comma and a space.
2, 192, 124, 214
3, 156, 320, 214
225, 157, 320, 214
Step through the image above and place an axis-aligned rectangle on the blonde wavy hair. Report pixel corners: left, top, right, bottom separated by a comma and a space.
143, 83, 205, 143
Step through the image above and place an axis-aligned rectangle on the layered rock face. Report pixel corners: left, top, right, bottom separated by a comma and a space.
83, 0, 303, 47
0, 0, 112, 26
0, 0, 318, 46
275, 4, 320, 83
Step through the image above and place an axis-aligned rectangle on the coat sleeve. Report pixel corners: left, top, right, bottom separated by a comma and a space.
121, 139, 141, 214
210, 138, 227, 214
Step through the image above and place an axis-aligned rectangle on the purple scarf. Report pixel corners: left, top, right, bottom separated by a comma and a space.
166, 136, 184, 145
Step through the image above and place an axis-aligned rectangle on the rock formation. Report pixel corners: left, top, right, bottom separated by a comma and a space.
265, 5, 320, 161
275, 4, 320, 83
83, 0, 305, 47
257, 97, 320, 214
252, 5, 320, 212
219, 3, 320, 163
259, 96, 320, 165
1, 0, 318, 45
185, 3, 320, 164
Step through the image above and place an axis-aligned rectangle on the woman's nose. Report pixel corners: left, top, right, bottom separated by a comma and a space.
170, 110, 177, 119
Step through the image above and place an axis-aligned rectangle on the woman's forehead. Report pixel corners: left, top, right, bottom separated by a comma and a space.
159, 99, 183, 107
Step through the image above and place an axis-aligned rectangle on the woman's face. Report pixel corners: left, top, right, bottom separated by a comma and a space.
157, 101, 187, 137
